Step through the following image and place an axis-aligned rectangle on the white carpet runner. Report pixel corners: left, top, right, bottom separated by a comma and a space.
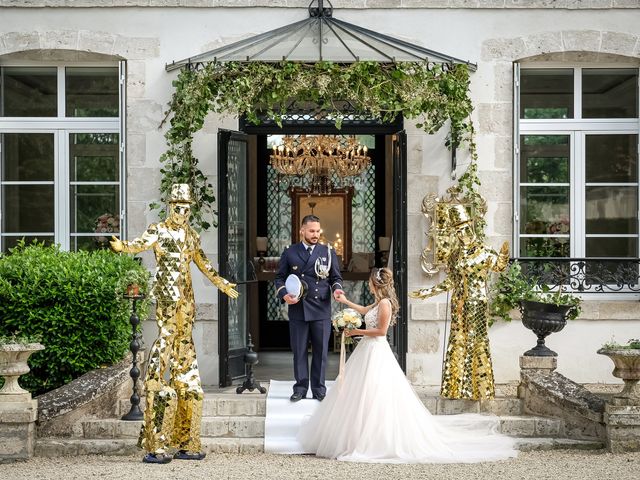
264, 380, 334, 454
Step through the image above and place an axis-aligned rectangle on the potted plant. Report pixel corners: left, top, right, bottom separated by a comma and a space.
0, 333, 44, 400
597, 338, 640, 405
116, 264, 150, 298
490, 260, 581, 357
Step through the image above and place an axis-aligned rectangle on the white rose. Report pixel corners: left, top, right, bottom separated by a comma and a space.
337, 318, 346, 327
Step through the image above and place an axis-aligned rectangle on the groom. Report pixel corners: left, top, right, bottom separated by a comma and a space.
275, 215, 343, 402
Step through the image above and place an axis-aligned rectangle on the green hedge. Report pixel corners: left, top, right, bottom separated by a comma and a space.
0, 242, 150, 395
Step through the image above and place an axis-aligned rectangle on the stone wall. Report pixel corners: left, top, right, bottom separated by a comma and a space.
1, 1, 639, 9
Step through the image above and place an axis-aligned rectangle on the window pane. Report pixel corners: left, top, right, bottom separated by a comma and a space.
585, 134, 638, 183
2, 235, 54, 253
582, 68, 638, 118
586, 237, 637, 257
69, 133, 119, 182
586, 186, 638, 235
520, 186, 570, 234
1, 67, 57, 117
70, 235, 118, 252
520, 238, 570, 257
1, 133, 55, 181
69, 185, 120, 235
1, 185, 54, 232
520, 69, 574, 119
520, 135, 570, 183
65, 67, 119, 117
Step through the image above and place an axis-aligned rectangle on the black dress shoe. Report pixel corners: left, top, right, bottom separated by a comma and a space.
174, 450, 206, 460
142, 453, 172, 464
313, 393, 325, 402
290, 392, 304, 402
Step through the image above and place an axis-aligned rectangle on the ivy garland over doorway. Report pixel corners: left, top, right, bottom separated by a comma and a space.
155, 60, 483, 233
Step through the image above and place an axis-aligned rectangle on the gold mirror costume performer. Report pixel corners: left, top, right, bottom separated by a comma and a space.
410, 204, 509, 400
110, 184, 239, 464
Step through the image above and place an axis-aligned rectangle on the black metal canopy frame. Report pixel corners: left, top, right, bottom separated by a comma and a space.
166, 0, 477, 71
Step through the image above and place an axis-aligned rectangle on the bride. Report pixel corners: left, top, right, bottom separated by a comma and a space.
297, 267, 518, 463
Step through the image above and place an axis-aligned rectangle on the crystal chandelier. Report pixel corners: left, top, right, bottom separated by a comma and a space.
270, 135, 371, 194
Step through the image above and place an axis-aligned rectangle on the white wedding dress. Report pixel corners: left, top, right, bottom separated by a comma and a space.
297, 299, 518, 463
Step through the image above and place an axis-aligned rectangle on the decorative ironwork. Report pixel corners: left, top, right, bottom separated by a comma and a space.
166, 0, 476, 70
121, 293, 144, 421
516, 258, 640, 294
241, 100, 402, 133
226, 138, 247, 352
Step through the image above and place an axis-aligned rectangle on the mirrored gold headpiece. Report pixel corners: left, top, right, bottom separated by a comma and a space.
448, 203, 472, 228
169, 183, 194, 204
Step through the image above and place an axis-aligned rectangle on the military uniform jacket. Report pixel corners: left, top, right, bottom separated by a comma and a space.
275, 242, 343, 322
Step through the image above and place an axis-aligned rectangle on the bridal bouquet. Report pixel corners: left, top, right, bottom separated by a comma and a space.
332, 308, 363, 345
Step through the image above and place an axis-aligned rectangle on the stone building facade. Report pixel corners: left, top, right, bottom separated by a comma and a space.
0, 1, 639, 387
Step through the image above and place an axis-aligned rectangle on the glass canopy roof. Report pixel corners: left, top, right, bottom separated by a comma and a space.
166, 1, 476, 72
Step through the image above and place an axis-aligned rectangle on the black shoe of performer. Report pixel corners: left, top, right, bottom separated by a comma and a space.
174, 450, 206, 460
142, 453, 172, 464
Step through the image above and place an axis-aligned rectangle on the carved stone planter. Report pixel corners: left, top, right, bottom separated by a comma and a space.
0, 343, 44, 402
597, 348, 640, 453
597, 348, 640, 405
520, 300, 572, 357
0, 343, 44, 462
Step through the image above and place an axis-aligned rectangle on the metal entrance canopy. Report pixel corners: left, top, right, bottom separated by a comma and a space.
166, 0, 476, 72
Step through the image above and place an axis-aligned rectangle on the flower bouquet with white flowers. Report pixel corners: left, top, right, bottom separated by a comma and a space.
332, 308, 363, 345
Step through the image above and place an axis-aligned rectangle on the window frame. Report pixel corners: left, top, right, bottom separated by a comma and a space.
514, 62, 640, 298
0, 60, 126, 252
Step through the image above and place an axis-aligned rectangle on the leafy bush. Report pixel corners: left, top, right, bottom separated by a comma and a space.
0, 241, 150, 395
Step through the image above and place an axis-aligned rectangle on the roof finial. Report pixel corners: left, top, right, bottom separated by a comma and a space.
309, 0, 333, 18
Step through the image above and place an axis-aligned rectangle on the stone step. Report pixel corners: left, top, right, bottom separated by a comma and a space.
499, 415, 562, 438
35, 436, 603, 457
514, 438, 605, 451
118, 393, 521, 417
81, 414, 556, 440
420, 396, 523, 416
82, 416, 265, 439
35, 437, 264, 457
117, 395, 267, 417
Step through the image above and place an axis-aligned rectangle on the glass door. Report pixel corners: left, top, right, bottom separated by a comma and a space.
390, 130, 407, 371
218, 129, 250, 387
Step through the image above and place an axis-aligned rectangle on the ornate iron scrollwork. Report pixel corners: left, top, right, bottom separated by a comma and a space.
517, 258, 640, 294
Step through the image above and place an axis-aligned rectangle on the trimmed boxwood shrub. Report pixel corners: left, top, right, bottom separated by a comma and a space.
0, 242, 150, 395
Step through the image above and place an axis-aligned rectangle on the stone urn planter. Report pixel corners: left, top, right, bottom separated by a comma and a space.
0, 343, 44, 402
597, 348, 640, 405
519, 300, 573, 357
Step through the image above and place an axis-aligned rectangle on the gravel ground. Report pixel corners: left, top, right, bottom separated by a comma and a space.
3, 450, 638, 480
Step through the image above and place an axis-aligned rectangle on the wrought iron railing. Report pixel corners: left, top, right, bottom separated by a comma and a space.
515, 257, 640, 294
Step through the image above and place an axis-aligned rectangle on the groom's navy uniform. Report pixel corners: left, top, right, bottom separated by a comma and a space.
275, 242, 343, 398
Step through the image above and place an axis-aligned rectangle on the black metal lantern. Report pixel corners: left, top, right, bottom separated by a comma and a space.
519, 300, 572, 357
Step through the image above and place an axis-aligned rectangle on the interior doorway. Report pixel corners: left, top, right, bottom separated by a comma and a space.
217, 112, 408, 387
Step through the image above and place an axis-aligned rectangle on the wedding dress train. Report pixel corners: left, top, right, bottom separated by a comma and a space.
297, 300, 518, 463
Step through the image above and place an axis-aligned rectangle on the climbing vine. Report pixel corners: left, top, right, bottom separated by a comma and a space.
156, 60, 479, 231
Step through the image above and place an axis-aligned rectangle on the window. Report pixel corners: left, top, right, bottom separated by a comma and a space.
516, 66, 639, 262
0, 63, 125, 252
